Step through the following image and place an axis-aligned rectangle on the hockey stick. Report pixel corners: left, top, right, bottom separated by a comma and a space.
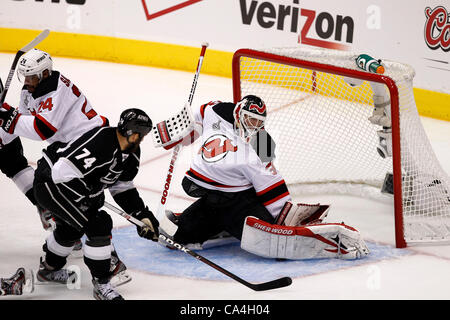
0, 29, 50, 104
155, 42, 208, 221
103, 201, 293, 291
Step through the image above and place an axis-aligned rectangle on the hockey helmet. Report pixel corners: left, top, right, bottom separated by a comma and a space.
17, 49, 53, 82
233, 95, 267, 143
118, 108, 152, 138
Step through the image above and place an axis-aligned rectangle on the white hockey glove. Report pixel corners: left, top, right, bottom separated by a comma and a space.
275, 202, 330, 226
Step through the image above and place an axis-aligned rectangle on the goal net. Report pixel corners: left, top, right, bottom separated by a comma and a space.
232, 47, 450, 248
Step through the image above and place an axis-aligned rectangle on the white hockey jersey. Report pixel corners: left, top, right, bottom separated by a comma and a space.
185, 101, 291, 218
11, 71, 106, 144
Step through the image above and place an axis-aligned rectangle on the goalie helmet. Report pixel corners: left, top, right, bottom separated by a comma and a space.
17, 49, 53, 82
118, 108, 152, 138
233, 95, 267, 143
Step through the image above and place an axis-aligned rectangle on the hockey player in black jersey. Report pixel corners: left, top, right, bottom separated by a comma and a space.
32, 108, 159, 300
0, 49, 130, 287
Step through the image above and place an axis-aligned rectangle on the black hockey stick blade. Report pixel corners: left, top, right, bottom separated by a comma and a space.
160, 234, 292, 291
248, 276, 293, 291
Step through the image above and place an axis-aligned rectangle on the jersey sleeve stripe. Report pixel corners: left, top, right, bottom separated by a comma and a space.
100, 115, 109, 127
186, 168, 250, 188
262, 191, 290, 206
7, 113, 21, 134
256, 180, 290, 206
200, 101, 221, 119
34, 115, 57, 140
200, 104, 208, 119
256, 179, 286, 196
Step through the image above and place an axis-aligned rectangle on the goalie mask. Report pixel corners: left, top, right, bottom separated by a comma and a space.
17, 49, 53, 83
233, 95, 267, 143
118, 108, 153, 138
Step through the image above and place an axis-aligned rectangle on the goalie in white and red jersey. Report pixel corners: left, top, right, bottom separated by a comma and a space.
160, 95, 369, 260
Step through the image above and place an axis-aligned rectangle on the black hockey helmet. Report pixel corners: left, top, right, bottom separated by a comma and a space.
118, 108, 152, 138
233, 95, 267, 143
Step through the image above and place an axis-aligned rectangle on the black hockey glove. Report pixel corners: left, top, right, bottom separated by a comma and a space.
134, 207, 159, 241
0, 103, 20, 134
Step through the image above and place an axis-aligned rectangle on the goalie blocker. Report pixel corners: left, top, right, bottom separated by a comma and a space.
241, 216, 369, 260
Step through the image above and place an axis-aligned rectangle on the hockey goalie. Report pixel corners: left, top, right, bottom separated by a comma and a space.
153, 95, 369, 260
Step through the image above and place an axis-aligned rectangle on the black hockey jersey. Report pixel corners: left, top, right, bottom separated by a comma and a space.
42, 126, 142, 211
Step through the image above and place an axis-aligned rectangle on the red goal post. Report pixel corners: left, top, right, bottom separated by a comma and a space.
232, 48, 449, 248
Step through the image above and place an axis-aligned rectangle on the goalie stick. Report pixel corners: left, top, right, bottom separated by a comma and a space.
154, 43, 208, 221
0, 29, 50, 104
103, 201, 293, 292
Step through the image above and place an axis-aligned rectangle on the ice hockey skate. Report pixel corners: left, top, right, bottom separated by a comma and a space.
92, 277, 124, 300
36, 258, 77, 285
0, 268, 34, 296
109, 249, 131, 287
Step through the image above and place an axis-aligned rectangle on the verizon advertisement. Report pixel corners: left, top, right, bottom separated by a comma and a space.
0, 0, 449, 93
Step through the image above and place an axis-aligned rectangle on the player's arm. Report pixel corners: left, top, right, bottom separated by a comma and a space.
109, 151, 159, 241
244, 159, 291, 220
0, 75, 84, 140
0, 95, 63, 141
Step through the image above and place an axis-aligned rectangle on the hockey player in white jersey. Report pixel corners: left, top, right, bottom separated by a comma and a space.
0, 49, 107, 229
0, 49, 129, 284
160, 95, 369, 260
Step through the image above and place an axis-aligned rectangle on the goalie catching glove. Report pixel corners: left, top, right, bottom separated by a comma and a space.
133, 207, 159, 241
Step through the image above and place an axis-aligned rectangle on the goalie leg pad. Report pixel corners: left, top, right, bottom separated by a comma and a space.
241, 217, 369, 260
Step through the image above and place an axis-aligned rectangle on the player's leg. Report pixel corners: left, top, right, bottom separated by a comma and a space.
38, 221, 82, 284
33, 162, 87, 284
84, 210, 123, 300
217, 188, 275, 240
172, 197, 224, 246
241, 217, 370, 260
0, 135, 54, 230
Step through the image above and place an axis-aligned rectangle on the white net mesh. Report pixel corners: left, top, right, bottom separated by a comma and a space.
234, 47, 450, 245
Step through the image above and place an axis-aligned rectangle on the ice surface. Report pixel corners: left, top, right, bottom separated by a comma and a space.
0, 53, 449, 300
